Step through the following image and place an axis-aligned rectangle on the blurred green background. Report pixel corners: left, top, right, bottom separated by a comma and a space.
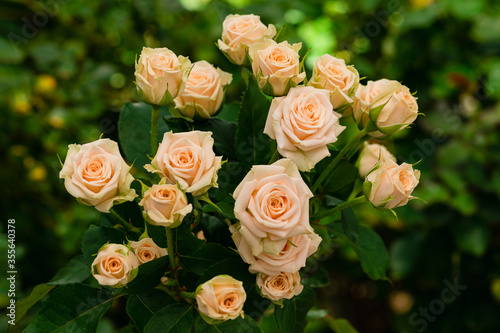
1, 0, 500, 332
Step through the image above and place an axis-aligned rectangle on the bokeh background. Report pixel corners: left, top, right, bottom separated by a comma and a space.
1, 0, 500, 332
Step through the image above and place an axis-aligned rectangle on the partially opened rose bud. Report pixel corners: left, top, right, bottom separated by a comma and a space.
196, 275, 246, 323
353, 79, 418, 137
358, 142, 396, 178
364, 160, 420, 209
174, 61, 232, 120
134, 47, 192, 106
217, 14, 276, 65
91, 244, 139, 287
145, 131, 222, 196
139, 183, 192, 228
257, 272, 303, 301
129, 238, 167, 265
59, 139, 137, 213
264, 86, 346, 171
307, 54, 359, 112
249, 39, 306, 96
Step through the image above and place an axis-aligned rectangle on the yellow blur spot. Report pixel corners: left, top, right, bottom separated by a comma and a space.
491, 279, 500, 303
411, 0, 435, 10
35, 74, 58, 94
11, 145, 28, 157
390, 291, 415, 314
49, 115, 65, 129
29, 165, 47, 181
13, 93, 31, 114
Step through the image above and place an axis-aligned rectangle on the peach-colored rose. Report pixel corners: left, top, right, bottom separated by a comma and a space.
135, 47, 192, 105
231, 230, 322, 276
232, 159, 313, 256
218, 14, 276, 65
249, 39, 306, 96
364, 160, 420, 209
308, 54, 359, 112
145, 131, 222, 196
358, 142, 396, 178
174, 61, 232, 119
91, 244, 139, 287
59, 139, 137, 213
264, 86, 346, 171
139, 183, 192, 228
353, 79, 418, 137
196, 275, 246, 323
257, 271, 303, 301
129, 238, 167, 265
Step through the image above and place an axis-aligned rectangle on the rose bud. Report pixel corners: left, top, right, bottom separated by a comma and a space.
353, 79, 418, 137
91, 244, 139, 287
217, 14, 276, 65
196, 275, 246, 323
256, 271, 303, 301
307, 54, 359, 113
364, 160, 421, 209
129, 238, 167, 265
264, 86, 346, 171
145, 131, 222, 196
59, 138, 137, 213
134, 47, 192, 106
174, 61, 232, 120
358, 142, 396, 178
248, 39, 306, 96
139, 183, 192, 228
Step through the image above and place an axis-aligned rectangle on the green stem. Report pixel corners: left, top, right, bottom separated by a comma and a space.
165, 228, 177, 277
312, 128, 368, 193
180, 291, 196, 300
109, 209, 140, 233
151, 105, 160, 155
314, 196, 367, 220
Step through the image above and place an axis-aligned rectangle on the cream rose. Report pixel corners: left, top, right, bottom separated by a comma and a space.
353, 79, 418, 136
129, 238, 167, 265
249, 39, 306, 96
91, 244, 139, 287
196, 275, 246, 323
232, 230, 322, 276
145, 131, 222, 196
59, 139, 137, 213
232, 159, 313, 256
135, 47, 192, 105
308, 54, 359, 112
139, 183, 192, 228
257, 271, 303, 301
264, 86, 346, 171
174, 61, 232, 119
364, 160, 420, 209
218, 14, 276, 65
358, 142, 396, 178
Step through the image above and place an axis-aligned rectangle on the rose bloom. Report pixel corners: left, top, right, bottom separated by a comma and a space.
145, 131, 222, 196
91, 244, 139, 287
264, 86, 346, 171
308, 54, 359, 111
196, 275, 246, 323
231, 230, 322, 276
257, 271, 303, 301
353, 79, 418, 137
174, 61, 232, 119
129, 238, 167, 265
364, 160, 420, 209
59, 139, 137, 213
135, 47, 192, 105
232, 159, 313, 256
139, 183, 192, 228
358, 142, 396, 178
218, 14, 276, 65
248, 39, 306, 96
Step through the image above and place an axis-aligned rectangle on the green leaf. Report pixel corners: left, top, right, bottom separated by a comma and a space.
143, 303, 195, 333
341, 208, 359, 243
208, 161, 247, 203
81, 225, 127, 266
125, 256, 170, 294
324, 317, 359, 333
195, 313, 264, 332
175, 221, 205, 256
216, 102, 240, 122
24, 284, 116, 333
194, 118, 237, 161
48, 255, 91, 285
202, 201, 236, 220
180, 243, 238, 276
118, 102, 170, 171
235, 74, 274, 167
274, 286, 316, 333
126, 289, 176, 332
354, 226, 390, 281
390, 233, 424, 280
323, 160, 359, 195
15, 284, 55, 325
453, 224, 491, 256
